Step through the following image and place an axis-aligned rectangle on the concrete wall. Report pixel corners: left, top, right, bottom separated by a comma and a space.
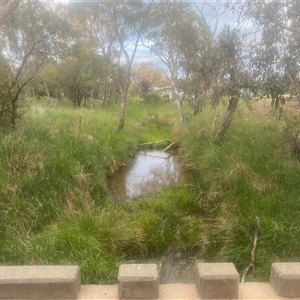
0, 262, 299, 299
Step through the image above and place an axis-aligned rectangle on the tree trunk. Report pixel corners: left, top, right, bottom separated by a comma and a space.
271, 95, 275, 107
215, 55, 239, 142
168, 37, 186, 129
44, 82, 50, 100
211, 106, 219, 132
116, 85, 128, 131
90, 88, 94, 101
173, 85, 185, 127
215, 94, 239, 142
11, 99, 17, 129
103, 75, 108, 106
170, 72, 186, 130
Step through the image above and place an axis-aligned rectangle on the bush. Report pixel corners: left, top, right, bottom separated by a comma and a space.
144, 92, 161, 104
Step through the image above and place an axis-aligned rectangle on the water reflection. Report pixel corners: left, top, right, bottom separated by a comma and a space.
107, 150, 189, 200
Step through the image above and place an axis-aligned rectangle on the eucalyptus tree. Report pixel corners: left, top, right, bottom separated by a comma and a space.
65, 2, 117, 57
143, 1, 212, 128
94, 1, 150, 131
232, 0, 300, 99
178, 20, 217, 115
44, 43, 109, 106
249, 42, 290, 108
0, 1, 69, 128
215, 27, 243, 142
61, 2, 120, 106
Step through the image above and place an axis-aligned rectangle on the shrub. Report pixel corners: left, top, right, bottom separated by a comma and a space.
144, 92, 161, 104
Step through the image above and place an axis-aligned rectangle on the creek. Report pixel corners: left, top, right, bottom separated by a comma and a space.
107, 149, 195, 283
107, 149, 190, 200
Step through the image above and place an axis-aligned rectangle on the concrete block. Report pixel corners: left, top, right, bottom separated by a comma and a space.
118, 264, 159, 299
0, 266, 81, 299
270, 262, 300, 297
195, 263, 239, 299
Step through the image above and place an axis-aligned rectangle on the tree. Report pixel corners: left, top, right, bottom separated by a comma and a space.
130, 62, 169, 97
178, 22, 218, 115
250, 46, 289, 108
60, 2, 121, 106
132, 62, 168, 88
215, 27, 242, 142
41, 43, 109, 107
0, 53, 13, 127
97, 1, 149, 131
65, 2, 117, 57
232, 0, 300, 98
0, 1, 69, 128
143, 1, 211, 128
97, 58, 125, 106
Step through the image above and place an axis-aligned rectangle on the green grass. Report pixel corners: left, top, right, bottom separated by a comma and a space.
123, 186, 206, 256
0, 97, 188, 283
181, 102, 300, 281
1, 97, 300, 283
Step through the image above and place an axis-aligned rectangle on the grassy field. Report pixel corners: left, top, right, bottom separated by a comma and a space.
1, 96, 300, 283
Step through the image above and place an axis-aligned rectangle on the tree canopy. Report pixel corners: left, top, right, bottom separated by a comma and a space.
1, 0, 300, 135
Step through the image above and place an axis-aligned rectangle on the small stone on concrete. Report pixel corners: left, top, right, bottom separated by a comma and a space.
118, 264, 159, 299
270, 262, 300, 298
195, 262, 239, 299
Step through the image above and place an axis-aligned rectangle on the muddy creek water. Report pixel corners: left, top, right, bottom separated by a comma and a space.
107, 150, 190, 200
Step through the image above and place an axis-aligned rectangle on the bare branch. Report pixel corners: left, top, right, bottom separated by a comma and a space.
11, 61, 44, 104
242, 217, 260, 283
12, 34, 48, 86
261, 19, 297, 33
193, 1, 226, 37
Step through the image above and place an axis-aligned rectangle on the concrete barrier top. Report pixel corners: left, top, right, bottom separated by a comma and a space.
0, 266, 81, 300
2, 263, 300, 300
0, 266, 80, 283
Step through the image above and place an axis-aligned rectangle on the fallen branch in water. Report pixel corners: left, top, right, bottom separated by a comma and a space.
242, 216, 260, 283
139, 139, 173, 147
139, 139, 179, 152
162, 142, 179, 152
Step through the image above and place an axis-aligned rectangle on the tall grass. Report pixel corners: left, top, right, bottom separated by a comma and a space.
0, 97, 189, 283
181, 101, 300, 281
1, 97, 300, 283
124, 186, 207, 256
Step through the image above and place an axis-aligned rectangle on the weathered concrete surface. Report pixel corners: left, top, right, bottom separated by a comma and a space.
0, 266, 80, 299
5, 264, 300, 300
78, 285, 118, 299
270, 262, 300, 298
77, 282, 300, 300
239, 282, 285, 299
2, 282, 300, 300
118, 264, 159, 299
159, 283, 198, 299
195, 263, 239, 299
78, 283, 198, 300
